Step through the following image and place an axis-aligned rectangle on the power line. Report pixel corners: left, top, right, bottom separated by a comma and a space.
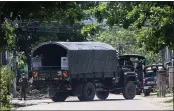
1, 20, 83, 33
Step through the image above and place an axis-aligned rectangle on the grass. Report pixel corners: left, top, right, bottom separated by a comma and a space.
0, 106, 11, 111
165, 98, 173, 103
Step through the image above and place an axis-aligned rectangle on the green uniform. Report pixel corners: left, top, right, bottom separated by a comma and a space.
19, 77, 28, 100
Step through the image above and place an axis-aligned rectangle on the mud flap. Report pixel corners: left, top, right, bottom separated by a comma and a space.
72, 84, 83, 96
48, 88, 56, 98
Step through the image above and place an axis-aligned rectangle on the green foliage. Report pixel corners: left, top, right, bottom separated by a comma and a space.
92, 2, 174, 53
95, 26, 162, 64
84, 3, 106, 23
0, 65, 14, 109
0, 2, 99, 50
0, 2, 94, 23
0, 106, 11, 111
1, 20, 15, 50
17, 52, 27, 70
81, 23, 100, 38
165, 98, 173, 103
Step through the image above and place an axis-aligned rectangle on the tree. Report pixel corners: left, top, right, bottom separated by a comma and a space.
0, 1, 99, 49
0, 2, 100, 94
0, 2, 99, 78
95, 25, 162, 64
91, 2, 174, 53
0, 65, 14, 109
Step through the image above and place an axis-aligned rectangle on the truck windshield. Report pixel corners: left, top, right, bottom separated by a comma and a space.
144, 71, 156, 77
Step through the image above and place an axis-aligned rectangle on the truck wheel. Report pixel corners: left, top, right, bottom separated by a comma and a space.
96, 90, 109, 100
123, 81, 136, 99
78, 82, 95, 101
51, 92, 67, 102
144, 90, 150, 96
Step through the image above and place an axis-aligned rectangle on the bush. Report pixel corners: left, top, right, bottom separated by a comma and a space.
0, 106, 11, 111
0, 65, 14, 109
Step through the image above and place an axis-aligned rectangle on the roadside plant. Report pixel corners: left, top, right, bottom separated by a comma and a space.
0, 65, 14, 110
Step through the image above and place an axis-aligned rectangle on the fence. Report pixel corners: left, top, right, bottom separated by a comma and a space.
168, 66, 174, 89
157, 70, 167, 97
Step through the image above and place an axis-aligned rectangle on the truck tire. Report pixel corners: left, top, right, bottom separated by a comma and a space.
78, 82, 95, 101
96, 90, 109, 100
144, 90, 150, 96
123, 81, 136, 99
51, 92, 67, 102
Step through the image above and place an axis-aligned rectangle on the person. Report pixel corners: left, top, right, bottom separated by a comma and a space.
19, 73, 28, 100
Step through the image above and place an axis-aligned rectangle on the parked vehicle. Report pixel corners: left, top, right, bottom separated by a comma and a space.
30, 42, 138, 102
118, 54, 146, 95
143, 64, 165, 96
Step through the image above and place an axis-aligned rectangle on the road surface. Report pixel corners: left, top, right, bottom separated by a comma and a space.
14, 94, 172, 110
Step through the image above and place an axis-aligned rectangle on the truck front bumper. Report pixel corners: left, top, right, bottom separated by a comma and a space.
143, 86, 153, 92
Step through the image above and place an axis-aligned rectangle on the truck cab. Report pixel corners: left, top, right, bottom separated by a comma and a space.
143, 64, 165, 96
118, 54, 146, 95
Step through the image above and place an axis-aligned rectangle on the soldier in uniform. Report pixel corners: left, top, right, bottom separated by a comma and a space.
19, 73, 28, 100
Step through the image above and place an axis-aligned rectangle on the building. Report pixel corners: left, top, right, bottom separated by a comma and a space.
0, 51, 10, 65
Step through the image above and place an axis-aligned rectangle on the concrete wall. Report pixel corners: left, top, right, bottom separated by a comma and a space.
168, 66, 174, 88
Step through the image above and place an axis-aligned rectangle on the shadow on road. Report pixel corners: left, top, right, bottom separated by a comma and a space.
14, 97, 141, 105
12, 98, 141, 110
24, 97, 49, 100
36, 98, 141, 104
65, 98, 140, 103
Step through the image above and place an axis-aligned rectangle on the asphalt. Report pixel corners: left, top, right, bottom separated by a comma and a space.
13, 94, 173, 110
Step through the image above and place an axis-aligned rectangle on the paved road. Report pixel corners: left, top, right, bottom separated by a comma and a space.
15, 94, 172, 110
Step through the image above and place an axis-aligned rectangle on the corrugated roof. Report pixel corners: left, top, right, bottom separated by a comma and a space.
31, 41, 116, 54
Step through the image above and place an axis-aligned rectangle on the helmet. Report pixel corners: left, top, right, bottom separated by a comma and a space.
22, 73, 26, 78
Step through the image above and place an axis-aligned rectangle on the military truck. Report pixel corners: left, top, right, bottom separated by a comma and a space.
118, 54, 146, 95
31, 42, 138, 102
143, 64, 165, 96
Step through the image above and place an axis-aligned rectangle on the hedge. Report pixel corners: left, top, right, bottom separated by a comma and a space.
0, 65, 14, 110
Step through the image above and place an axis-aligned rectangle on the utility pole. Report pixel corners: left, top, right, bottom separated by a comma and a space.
12, 36, 17, 98
12, 19, 19, 98
161, 48, 165, 66
118, 42, 131, 55
118, 42, 123, 56
172, 50, 174, 67
125, 43, 129, 54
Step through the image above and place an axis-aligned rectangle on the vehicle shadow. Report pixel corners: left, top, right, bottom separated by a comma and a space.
38, 98, 140, 104
65, 98, 140, 103
23, 97, 141, 104
24, 96, 50, 100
